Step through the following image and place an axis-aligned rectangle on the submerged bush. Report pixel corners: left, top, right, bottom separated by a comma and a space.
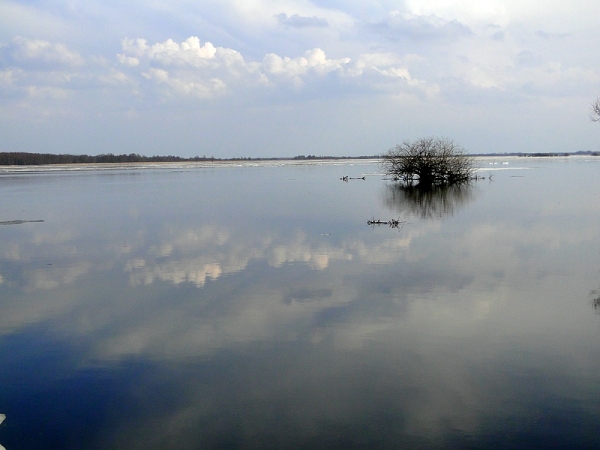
381, 137, 474, 187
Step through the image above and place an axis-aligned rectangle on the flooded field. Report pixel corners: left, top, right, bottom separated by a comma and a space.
1, 157, 600, 449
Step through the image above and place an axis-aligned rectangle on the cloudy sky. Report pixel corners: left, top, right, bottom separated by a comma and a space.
1, 0, 600, 157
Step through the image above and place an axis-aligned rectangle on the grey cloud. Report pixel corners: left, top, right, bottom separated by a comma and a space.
276, 13, 328, 28
284, 287, 333, 304
514, 50, 542, 68
483, 24, 505, 41
491, 30, 505, 41
535, 30, 572, 39
366, 12, 472, 42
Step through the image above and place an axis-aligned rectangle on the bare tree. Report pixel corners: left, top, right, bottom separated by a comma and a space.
381, 137, 474, 187
591, 98, 600, 122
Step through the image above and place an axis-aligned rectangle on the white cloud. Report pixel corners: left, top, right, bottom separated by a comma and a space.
0, 37, 137, 111
121, 37, 218, 65
0, 68, 19, 91
119, 36, 256, 98
117, 53, 139, 67
261, 48, 350, 86
142, 67, 227, 99
114, 36, 430, 98
97, 68, 131, 85
11, 36, 85, 67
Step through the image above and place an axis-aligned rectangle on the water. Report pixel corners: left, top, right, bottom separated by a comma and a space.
1, 157, 600, 449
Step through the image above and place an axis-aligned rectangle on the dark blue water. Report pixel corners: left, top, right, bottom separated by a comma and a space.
1, 158, 600, 449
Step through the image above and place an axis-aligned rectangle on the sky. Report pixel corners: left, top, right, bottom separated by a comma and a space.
1, 0, 600, 158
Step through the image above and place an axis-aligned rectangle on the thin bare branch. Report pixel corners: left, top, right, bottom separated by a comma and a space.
591, 97, 600, 122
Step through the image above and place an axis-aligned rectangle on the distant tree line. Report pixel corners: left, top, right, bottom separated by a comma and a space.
0, 152, 222, 166
0, 152, 381, 166
1, 150, 594, 167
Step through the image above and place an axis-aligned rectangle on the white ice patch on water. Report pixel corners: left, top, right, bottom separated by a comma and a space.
0, 159, 380, 173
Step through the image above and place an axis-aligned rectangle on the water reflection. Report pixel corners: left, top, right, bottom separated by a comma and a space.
591, 285, 600, 311
1, 160, 600, 448
382, 182, 476, 219
123, 226, 354, 289
0, 413, 4, 450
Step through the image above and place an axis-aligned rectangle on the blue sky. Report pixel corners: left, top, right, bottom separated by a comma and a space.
1, 0, 600, 157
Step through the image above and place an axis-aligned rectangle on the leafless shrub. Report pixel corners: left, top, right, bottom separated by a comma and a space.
381, 137, 474, 187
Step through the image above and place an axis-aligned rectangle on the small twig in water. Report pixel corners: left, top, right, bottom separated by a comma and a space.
0, 220, 44, 225
367, 218, 407, 229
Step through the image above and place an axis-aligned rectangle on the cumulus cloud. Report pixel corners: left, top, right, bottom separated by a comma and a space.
350, 53, 416, 81
117, 53, 139, 67
262, 48, 349, 77
117, 37, 252, 98
115, 36, 429, 98
120, 37, 218, 66
276, 13, 328, 28
5, 29, 588, 120
0, 37, 133, 106
261, 48, 350, 87
10, 36, 85, 68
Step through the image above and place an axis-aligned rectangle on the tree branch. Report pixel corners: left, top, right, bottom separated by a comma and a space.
591, 97, 600, 122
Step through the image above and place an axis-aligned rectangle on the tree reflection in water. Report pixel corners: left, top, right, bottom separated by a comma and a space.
591, 287, 600, 311
382, 183, 476, 219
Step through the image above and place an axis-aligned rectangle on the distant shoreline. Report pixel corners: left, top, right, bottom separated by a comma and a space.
0, 158, 382, 173
0, 152, 378, 166
0, 151, 597, 167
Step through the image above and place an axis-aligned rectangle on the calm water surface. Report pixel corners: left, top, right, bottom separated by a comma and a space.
1, 157, 600, 449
